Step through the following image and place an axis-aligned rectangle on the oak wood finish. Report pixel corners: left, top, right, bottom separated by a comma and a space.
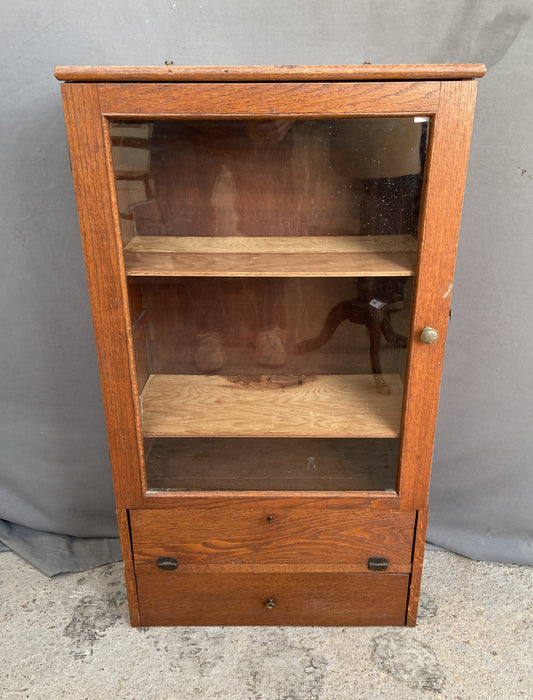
131, 506, 415, 570
406, 508, 429, 626
116, 509, 140, 626
98, 81, 439, 118
140, 373, 403, 438
55, 64, 487, 82
60, 83, 144, 508
136, 571, 410, 626
139, 491, 400, 509
124, 235, 417, 277
57, 64, 483, 627
398, 80, 478, 510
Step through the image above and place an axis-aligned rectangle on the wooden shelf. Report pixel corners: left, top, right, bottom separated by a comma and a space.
140, 373, 403, 438
124, 235, 417, 277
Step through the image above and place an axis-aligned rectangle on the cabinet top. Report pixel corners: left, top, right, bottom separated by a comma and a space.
54, 64, 486, 83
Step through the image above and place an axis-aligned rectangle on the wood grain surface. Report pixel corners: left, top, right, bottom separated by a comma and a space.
60, 83, 144, 507
98, 82, 439, 118
126, 234, 417, 254
130, 505, 415, 569
397, 80, 479, 510
124, 235, 417, 277
406, 508, 429, 626
136, 571, 410, 626
116, 509, 140, 626
55, 64, 486, 82
138, 491, 400, 509
140, 373, 404, 438
59, 67, 482, 627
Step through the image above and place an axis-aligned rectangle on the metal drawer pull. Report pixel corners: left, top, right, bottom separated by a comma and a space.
266, 514, 274, 522
157, 556, 178, 570
265, 598, 276, 609
367, 557, 389, 571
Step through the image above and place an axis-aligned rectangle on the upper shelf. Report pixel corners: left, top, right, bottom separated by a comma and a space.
123, 234, 418, 277
55, 64, 487, 83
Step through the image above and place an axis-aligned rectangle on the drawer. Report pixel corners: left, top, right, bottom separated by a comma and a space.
136, 571, 409, 626
130, 502, 415, 572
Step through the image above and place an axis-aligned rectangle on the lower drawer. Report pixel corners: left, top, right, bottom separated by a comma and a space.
136, 571, 409, 626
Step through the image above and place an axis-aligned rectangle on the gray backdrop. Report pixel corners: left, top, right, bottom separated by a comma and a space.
1, 1, 532, 572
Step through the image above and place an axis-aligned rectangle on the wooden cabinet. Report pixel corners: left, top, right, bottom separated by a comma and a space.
56, 64, 484, 626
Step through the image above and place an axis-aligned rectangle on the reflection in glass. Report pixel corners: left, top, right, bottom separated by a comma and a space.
110, 118, 429, 493
136, 277, 411, 383
110, 117, 427, 240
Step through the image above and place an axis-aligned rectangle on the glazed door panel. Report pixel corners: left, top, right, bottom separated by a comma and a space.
62, 77, 477, 508
109, 114, 429, 497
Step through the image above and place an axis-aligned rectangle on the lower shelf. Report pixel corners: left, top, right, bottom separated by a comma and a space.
140, 373, 403, 438
135, 571, 410, 626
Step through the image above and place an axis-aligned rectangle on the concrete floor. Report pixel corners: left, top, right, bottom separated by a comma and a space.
0, 550, 531, 699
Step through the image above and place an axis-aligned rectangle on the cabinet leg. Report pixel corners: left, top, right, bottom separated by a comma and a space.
116, 508, 141, 627
406, 509, 428, 626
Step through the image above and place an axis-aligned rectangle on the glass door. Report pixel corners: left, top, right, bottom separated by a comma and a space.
110, 116, 428, 493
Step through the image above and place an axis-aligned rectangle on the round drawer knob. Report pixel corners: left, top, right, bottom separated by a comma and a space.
265, 598, 276, 609
266, 514, 274, 522
420, 327, 439, 345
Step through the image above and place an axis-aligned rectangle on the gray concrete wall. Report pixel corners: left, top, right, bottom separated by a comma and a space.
1, 1, 531, 564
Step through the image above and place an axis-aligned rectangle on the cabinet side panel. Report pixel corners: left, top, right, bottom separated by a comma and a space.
399, 81, 478, 510
61, 83, 143, 507
406, 509, 428, 626
116, 508, 140, 626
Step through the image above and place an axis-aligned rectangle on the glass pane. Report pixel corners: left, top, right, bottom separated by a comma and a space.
132, 275, 411, 492
146, 438, 398, 492
135, 277, 411, 380
110, 117, 427, 241
110, 117, 429, 494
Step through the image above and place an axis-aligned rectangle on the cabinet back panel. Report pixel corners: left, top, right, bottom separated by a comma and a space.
139, 278, 412, 379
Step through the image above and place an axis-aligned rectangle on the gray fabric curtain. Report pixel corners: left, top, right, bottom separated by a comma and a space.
0, 520, 122, 577
1, 1, 532, 574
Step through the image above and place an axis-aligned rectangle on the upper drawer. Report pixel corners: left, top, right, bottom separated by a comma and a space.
130, 501, 415, 572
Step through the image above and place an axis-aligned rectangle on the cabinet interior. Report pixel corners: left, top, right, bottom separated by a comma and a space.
113, 116, 427, 493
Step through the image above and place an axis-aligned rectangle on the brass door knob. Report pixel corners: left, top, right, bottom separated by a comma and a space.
420, 327, 439, 345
